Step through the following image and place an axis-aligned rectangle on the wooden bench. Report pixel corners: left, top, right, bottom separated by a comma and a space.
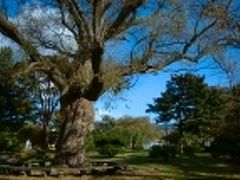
0, 160, 127, 176
90, 160, 127, 171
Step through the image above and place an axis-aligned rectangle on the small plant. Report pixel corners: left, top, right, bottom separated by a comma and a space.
94, 135, 125, 157
209, 137, 240, 159
180, 134, 202, 155
149, 144, 177, 160
97, 144, 123, 157
0, 131, 24, 152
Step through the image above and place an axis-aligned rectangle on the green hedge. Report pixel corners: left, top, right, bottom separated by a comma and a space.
149, 144, 177, 160
94, 135, 125, 157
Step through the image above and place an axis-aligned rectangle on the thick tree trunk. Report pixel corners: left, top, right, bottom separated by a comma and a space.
55, 97, 94, 167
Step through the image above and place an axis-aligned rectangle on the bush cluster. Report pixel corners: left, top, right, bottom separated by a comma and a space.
0, 131, 24, 152
180, 134, 202, 155
94, 135, 125, 157
149, 144, 177, 160
208, 138, 240, 159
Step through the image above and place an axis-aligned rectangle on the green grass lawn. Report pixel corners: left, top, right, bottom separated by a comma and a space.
1, 152, 240, 179
89, 151, 240, 179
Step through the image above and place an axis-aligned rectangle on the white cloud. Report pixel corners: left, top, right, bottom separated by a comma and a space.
95, 108, 112, 121
95, 108, 122, 121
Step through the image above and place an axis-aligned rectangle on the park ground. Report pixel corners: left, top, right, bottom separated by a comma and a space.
0, 151, 240, 179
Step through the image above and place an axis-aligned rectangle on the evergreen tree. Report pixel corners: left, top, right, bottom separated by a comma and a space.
147, 74, 208, 137
146, 73, 226, 148
0, 47, 37, 127
0, 47, 38, 151
211, 85, 240, 158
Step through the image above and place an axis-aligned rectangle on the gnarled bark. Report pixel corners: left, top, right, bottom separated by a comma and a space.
55, 97, 94, 167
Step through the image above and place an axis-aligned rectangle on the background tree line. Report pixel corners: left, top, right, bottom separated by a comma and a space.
147, 73, 240, 159
0, 46, 160, 156
1, 49, 240, 160
87, 115, 161, 157
0, 47, 59, 152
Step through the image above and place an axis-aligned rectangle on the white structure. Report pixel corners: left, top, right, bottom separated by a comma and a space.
24, 139, 32, 151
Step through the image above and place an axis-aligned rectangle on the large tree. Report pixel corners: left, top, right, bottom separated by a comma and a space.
209, 85, 240, 158
146, 73, 226, 143
146, 73, 208, 137
0, 47, 37, 126
0, 0, 238, 167
0, 47, 38, 151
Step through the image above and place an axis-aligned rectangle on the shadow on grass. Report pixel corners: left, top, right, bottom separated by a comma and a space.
116, 152, 240, 179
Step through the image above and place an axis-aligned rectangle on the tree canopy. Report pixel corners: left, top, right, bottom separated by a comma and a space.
92, 115, 160, 156
0, 0, 239, 100
146, 73, 226, 137
0, 47, 37, 127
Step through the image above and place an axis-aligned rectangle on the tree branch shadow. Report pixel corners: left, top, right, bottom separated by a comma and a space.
115, 152, 240, 179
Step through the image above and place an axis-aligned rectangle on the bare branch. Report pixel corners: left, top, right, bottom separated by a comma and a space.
56, 0, 92, 46
58, 4, 78, 38
15, 59, 68, 93
105, 0, 144, 40
0, 15, 41, 61
182, 20, 217, 54
120, 53, 183, 76
37, 38, 76, 57
102, 0, 113, 16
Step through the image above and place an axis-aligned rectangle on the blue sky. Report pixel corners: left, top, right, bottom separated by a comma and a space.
95, 72, 171, 121
95, 59, 230, 121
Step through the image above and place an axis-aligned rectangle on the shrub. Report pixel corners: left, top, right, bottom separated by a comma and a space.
149, 144, 177, 160
149, 145, 162, 158
180, 134, 202, 155
97, 144, 123, 157
94, 135, 125, 157
18, 124, 45, 148
209, 137, 240, 159
0, 131, 24, 152
163, 144, 177, 157
85, 135, 95, 152
163, 132, 181, 144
